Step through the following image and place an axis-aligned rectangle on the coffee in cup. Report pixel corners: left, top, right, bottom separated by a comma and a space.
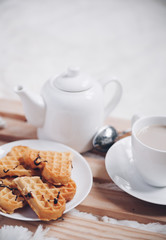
136, 125, 166, 151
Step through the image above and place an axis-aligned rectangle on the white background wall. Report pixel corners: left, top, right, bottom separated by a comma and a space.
0, 0, 166, 119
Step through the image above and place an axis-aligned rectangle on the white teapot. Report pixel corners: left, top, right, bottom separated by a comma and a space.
15, 68, 122, 153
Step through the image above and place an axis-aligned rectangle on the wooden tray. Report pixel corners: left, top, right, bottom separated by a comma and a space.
0, 99, 166, 240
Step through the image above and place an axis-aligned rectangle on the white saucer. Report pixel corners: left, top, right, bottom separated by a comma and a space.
105, 136, 166, 205
0, 139, 93, 221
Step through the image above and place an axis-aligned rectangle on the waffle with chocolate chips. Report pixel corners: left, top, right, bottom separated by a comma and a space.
14, 176, 66, 221
0, 177, 26, 214
55, 178, 77, 202
0, 146, 76, 221
41, 151, 72, 185
21, 148, 72, 185
0, 155, 38, 177
7, 145, 29, 163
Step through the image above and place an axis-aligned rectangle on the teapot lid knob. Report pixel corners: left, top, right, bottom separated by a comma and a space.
52, 67, 93, 92
66, 67, 80, 77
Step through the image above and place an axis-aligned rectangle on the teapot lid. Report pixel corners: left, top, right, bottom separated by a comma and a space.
52, 68, 93, 92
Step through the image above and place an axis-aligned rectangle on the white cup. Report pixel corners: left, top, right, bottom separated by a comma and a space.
132, 115, 166, 187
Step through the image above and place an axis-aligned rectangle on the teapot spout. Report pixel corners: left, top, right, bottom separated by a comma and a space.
14, 85, 45, 127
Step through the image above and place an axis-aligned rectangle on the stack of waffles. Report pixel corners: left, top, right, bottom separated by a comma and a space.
0, 146, 76, 221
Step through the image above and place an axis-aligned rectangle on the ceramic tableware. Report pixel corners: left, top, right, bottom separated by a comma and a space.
105, 136, 166, 205
15, 68, 122, 153
0, 139, 92, 221
132, 115, 166, 187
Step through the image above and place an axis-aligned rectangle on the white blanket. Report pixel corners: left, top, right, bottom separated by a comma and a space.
0, 225, 57, 240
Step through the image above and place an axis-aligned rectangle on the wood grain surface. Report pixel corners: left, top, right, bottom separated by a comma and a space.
0, 98, 166, 240
0, 214, 165, 240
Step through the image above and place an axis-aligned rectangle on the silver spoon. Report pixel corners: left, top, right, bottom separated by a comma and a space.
92, 125, 131, 152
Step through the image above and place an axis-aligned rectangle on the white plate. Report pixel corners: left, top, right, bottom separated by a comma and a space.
105, 136, 166, 205
0, 139, 93, 221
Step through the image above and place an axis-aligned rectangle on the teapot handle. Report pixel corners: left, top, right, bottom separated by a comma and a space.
101, 78, 122, 119
131, 114, 144, 127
